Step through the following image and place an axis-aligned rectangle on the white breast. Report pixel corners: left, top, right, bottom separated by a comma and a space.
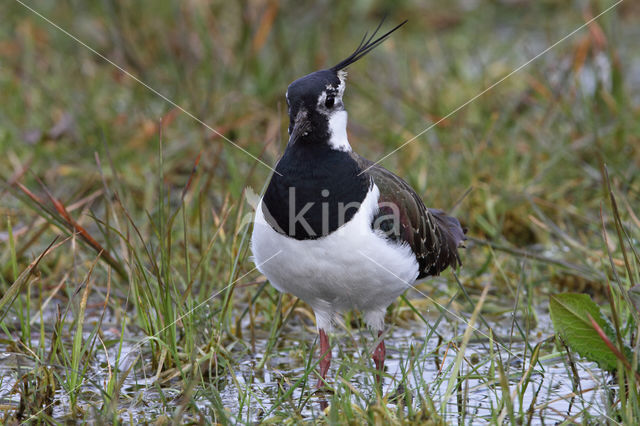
250, 184, 419, 331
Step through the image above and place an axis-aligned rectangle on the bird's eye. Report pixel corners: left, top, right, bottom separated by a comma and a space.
324, 96, 335, 109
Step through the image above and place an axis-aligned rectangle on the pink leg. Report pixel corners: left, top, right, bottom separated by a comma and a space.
372, 330, 386, 384
316, 328, 331, 388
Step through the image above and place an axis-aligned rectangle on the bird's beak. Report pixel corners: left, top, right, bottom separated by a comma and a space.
289, 108, 311, 145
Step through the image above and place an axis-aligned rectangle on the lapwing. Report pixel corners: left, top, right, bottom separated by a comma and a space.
251, 21, 466, 388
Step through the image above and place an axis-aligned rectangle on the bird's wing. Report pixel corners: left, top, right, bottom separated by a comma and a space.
351, 152, 466, 279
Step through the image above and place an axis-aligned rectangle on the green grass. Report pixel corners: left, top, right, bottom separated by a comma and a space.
1, 0, 639, 423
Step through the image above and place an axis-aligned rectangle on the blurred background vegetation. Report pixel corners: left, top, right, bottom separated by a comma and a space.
1, 0, 639, 423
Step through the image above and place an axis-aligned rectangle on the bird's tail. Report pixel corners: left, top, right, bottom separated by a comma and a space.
428, 208, 467, 269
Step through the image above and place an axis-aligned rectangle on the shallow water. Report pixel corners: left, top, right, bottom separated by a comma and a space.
211, 318, 610, 423
0, 300, 616, 424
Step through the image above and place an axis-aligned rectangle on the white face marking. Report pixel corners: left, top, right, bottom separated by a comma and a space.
315, 72, 350, 152
327, 110, 350, 152
336, 70, 347, 96
317, 90, 328, 108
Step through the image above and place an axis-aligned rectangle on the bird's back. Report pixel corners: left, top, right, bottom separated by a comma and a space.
351, 152, 466, 279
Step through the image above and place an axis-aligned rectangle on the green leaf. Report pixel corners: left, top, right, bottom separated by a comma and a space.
549, 293, 624, 371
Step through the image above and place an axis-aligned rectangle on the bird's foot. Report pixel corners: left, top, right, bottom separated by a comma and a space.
316, 328, 332, 389
372, 331, 386, 385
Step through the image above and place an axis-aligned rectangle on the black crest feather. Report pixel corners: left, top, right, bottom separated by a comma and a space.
330, 19, 407, 72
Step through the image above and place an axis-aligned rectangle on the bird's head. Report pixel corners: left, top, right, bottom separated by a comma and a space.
285, 20, 407, 152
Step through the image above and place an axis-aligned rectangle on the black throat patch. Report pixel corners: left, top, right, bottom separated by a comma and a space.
262, 144, 370, 240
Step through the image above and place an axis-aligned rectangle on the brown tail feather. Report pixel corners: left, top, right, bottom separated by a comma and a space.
427, 208, 466, 272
